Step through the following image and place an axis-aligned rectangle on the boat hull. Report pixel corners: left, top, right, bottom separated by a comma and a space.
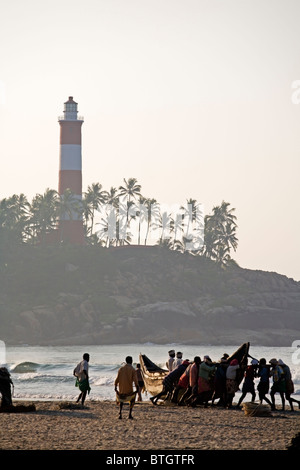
139, 355, 169, 396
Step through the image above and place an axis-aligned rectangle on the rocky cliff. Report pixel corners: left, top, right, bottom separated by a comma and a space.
1, 245, 299, 346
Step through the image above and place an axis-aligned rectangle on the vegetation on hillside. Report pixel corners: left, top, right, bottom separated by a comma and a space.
0, 177, 238, 268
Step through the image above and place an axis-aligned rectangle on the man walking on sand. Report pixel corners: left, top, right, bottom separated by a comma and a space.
74, 353, 91, 407
115, 356, 138, 419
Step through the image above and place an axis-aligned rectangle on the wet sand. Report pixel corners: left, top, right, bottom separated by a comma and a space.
0, 399, 299, 452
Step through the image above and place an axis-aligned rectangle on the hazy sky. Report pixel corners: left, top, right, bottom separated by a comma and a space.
1, 0, 300, 280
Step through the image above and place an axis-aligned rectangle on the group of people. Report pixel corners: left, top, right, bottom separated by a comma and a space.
150, 350, 300, 412
231, 356, 300, 411
72, 350, 300, 420
150, 350, 238, 408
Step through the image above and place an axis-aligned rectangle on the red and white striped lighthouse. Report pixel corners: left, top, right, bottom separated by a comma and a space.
58, 96, 85, 244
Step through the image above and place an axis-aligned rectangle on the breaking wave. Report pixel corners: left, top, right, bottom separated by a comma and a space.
11, 362, 40, 373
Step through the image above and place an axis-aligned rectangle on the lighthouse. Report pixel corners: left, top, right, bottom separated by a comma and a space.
58, 97, 85, 244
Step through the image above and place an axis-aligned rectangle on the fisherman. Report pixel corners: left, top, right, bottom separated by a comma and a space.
257, 358, 273, 407
211, 356, 228, 407
198, 356, 216, 393
173, 352, 183, 370
115, 356, 138, 419
74, 353, 91, 407
178, 356, 201, 405
166, 350, 175, 371
171, 360, 191, 403
135, 363, 144, 402
225, 359, 240, 408
278, 359, 300, 411
189, 356, 216, 407
150, 360, 190, 405
269, 358, 285, 411
236, 359, 258, 409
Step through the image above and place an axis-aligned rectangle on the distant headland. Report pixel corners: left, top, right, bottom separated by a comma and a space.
1, 243, 299, 347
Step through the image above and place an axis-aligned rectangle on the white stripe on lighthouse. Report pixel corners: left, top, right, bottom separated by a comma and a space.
60, 144, 82, 171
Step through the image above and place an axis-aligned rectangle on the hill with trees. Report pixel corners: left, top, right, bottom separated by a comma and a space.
1, 178, 299, 346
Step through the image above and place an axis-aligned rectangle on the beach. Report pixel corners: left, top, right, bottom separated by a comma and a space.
1, 399, 299, 451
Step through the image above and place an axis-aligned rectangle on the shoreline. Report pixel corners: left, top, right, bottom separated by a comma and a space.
1, 399, 299, 451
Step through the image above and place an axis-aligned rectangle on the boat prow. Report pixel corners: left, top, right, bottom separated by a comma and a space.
139, 354, 169, 396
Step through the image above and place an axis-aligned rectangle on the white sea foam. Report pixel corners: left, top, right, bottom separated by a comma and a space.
92, 376, 115, 387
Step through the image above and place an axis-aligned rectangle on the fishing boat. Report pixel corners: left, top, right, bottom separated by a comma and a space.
138, 355, 169, 396
139, 342, 250, 397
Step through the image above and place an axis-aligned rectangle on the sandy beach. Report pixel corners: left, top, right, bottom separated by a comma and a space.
0, 399, 299, 452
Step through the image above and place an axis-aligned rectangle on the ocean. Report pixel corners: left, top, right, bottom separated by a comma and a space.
3, 343, 300, 405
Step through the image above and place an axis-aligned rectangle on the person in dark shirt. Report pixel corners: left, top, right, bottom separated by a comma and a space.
257, 358, 273, 408
236, 359, 258, 409
150, 360, 189, 405
278, 359, 300, 411
135, 363, 144, 402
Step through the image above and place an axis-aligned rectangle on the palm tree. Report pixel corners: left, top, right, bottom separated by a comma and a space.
180, 198, 205, 252
143, 198, 160, 245
202, 214, 217, 259
118, 177, 142, 203
214, 242, 231, 268
118, 178, 142, 243
84, 183, 108, 235
58, 188, 81, 220
218, 220, 238, 253
81, 197, 93, 236
203, 201, 238, 266
180, 198, 196, 232
153, 211, 174, 245
97, 187, 137, 246
95, 187, 119, 245
29, 188, 59, 243
0, 196, 25, 245
9, 194, 30, 222
0, 194, 31, 243
97, 206, 117, 247
14, 193, 31, 243
106, 187, 119, 208
98, 209, 132, 247
210, 201, 237, 233
136, 196, 147, 245
172, 210, 184, 250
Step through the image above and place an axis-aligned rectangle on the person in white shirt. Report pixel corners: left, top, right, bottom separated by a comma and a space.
166, 350, 175, 371
74, 353, 90, 407
172, 352, 183, 370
